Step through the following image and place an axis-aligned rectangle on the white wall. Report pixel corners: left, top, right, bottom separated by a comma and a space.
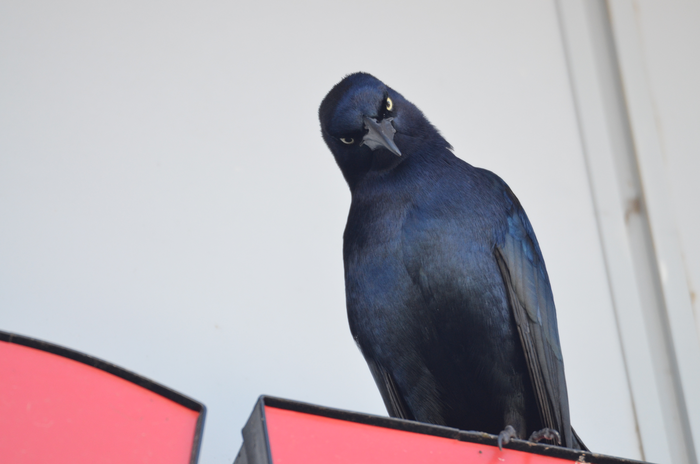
5, 0, 696, 462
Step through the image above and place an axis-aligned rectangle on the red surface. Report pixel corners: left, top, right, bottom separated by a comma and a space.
265, 406, 576, 464
0, 341, 199, 463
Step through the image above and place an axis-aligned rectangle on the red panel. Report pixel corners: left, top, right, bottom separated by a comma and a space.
0, 341, 199, 463
265, 406, 576, 464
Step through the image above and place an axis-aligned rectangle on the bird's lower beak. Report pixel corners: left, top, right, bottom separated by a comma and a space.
361, 116, 402, 157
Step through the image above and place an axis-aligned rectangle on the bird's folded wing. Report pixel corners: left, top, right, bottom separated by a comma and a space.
494, 208, 572, 447
366, 357, 414, 421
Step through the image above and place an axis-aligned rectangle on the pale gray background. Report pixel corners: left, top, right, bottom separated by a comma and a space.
2, 1, 699, 463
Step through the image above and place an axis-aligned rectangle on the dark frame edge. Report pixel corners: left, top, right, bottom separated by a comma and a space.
238, 396, 273, 464
189, 404, 207, 464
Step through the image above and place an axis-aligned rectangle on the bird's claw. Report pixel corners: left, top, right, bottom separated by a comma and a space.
528, 427, 561, 445
497, 425, 517, 451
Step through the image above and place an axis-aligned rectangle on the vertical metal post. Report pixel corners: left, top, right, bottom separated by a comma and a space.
556, 1, 700, 463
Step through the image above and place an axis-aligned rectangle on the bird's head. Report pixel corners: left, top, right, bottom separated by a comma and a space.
319, 72, 448, 188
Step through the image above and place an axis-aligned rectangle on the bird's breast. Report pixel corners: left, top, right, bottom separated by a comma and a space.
343, 190, 515, 351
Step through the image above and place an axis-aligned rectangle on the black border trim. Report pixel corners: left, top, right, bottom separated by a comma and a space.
258, 395, 650, 464
0, 330, 206, 464
239, 397, 274, 464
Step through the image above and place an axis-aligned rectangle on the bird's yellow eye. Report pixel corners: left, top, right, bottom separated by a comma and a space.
340, 137, 354, 144
386, 97, 393, 111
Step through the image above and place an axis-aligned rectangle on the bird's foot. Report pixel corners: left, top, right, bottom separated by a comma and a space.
528, 428, 561, 445
497, 425, 518, 451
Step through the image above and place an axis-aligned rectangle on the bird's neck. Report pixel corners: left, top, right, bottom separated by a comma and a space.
350, 142, 453, 191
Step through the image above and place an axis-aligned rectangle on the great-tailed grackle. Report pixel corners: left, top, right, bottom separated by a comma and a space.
319, 72, 585, 450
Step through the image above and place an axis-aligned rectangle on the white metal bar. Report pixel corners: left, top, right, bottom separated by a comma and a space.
606, 1, 700, 462
555, 1, 672, 462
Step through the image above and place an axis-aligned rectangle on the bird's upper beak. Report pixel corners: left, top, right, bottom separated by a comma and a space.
361, 116, 402, 157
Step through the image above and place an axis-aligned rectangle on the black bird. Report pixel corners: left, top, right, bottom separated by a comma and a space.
319, 72, 585, 450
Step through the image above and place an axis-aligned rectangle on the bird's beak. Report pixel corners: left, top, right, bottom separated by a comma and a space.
361, 116, 402, 157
